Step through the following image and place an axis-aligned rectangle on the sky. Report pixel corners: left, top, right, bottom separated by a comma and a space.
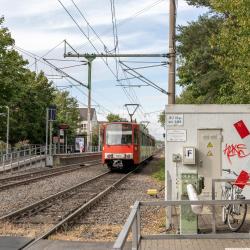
1, 0, 207, 140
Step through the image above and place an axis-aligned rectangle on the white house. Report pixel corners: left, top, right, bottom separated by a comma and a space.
77, 108, 98, 135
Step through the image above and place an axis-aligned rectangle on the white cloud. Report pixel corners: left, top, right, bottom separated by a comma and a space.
1, 0, 206, 141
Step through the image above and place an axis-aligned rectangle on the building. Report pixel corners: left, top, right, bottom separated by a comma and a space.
77, 108, 98, 135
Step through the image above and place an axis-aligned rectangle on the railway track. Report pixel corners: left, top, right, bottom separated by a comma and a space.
0, 165, 140, 249
0, 159, 101, 191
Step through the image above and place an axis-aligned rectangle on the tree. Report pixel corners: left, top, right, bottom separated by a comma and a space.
176, 1, 250, 104
53, 90, 80, 144
106, 113, 123, 122
158, 111, 165, 128
186, 0, 212, 8
0, 18, 81, 145
176, 15, 232, 104
210, 0, 250, 103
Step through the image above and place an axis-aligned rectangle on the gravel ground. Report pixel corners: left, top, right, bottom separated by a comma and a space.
0, 164, 107, 217
52, 152, 166, 242
0, 152, 166, 242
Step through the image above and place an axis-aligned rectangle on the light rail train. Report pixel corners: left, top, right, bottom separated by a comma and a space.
101, 122, 155, 170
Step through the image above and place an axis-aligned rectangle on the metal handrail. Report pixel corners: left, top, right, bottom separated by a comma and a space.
113, 201, 140, 250
113, 199, 250, 250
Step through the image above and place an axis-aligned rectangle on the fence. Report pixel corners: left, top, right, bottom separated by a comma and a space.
113, 199, 250, 250
0, 143, 102, 171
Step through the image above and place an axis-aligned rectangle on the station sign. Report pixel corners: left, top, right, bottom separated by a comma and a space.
166, 114, 184, 126
166, 129, 186, 142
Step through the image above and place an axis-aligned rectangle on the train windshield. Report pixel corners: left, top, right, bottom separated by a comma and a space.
106, 124, 132, 145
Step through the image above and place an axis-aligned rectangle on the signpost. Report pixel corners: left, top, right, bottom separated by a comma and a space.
46, 105, 56, 167
58, 124, 69, 153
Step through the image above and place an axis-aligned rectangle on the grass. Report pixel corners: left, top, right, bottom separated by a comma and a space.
152, 158, 165, 182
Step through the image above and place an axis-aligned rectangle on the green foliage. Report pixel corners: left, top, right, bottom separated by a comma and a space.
53, 90, 80, 144
176, 1, 250, 104
0, 18, 80, 145
158, 111, 165, 128
210, 0, 250, 103
106, 113, 123, 122
186, 0, 212, 8
177, 15, 232, 104
152, 159, 165, 181
91, 125, 99, 146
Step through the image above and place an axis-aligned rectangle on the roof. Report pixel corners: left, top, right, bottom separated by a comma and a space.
78, 108, 96, 121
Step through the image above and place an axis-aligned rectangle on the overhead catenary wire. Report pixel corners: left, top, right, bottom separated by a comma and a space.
58, 0, 167, 122
27, 40, 65, 69
58, 0, 146, 121
14, 45, 114, 116
76, 0, 167, 51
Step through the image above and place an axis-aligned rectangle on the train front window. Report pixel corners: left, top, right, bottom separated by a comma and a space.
106, 124, 132, 145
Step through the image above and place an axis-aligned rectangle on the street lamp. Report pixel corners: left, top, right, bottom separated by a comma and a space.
0, 106, 9, 154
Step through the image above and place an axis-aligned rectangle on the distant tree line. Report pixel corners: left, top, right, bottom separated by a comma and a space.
159, 0, 250, 127
0, 17, 79, 146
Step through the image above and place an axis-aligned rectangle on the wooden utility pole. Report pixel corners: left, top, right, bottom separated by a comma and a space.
168, 0, 176, 104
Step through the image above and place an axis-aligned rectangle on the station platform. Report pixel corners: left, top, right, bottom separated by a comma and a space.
140, 238, 250, 250
0, 236, 32, 250
1, 236, 250, 250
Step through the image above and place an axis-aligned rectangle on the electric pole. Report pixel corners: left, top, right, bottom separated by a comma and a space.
64, 49, 168, 152
168, 0, 176, 104
86, 56, 95, 152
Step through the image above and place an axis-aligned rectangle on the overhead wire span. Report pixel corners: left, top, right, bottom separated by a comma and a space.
119, 61, 168, 95
27, 40, 65, 69
76, 0, 167, 51
14, 45, 114, 116
58, 0, 145, 120
122, 63, 168, 71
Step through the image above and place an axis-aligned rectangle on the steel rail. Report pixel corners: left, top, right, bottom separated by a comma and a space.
0, 160, 101, 191
0, 170, 110, 221
21, 165, 141, 249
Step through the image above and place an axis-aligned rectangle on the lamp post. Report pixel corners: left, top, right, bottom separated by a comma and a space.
0, 106, 9, 154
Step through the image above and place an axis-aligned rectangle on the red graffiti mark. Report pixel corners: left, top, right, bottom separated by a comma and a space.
224, 144, 250, 164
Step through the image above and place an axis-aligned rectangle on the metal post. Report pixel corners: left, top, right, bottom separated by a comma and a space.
65, 130, 68, 154
49, 121, 52, 157
168, 0, 176, 104
136, 209, 141, 245
86, 57, 95, 152
98, 124, 101, 152
132, 214, 138, 250
45, 108, 48, 157
166, 170, 173, 229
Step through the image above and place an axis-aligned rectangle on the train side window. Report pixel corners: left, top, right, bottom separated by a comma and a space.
134, 128, 138, 144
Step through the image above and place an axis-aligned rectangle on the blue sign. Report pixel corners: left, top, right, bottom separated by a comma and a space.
49, 105, 56, 121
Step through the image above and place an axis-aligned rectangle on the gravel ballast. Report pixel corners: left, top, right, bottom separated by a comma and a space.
0, 164, 107, 217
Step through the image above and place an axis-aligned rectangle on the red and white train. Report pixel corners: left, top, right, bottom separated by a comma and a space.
102, 122, 155, 170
